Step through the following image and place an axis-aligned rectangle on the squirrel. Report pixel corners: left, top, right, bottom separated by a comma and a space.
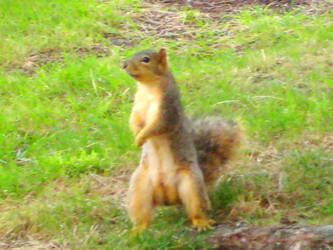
122, 48, 243, 232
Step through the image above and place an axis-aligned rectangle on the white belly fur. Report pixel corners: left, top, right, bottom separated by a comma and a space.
144, 135, 178, 188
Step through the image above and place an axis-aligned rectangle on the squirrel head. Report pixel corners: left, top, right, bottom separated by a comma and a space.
122, 48, 169, 83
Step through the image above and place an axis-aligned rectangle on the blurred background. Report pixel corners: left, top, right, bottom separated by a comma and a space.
0, 0, 332, 248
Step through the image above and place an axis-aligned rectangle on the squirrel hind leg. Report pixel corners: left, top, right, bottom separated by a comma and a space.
177, 168, 214, 231
128, 164, 154, 232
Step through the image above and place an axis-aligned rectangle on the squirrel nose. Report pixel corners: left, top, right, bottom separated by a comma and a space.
122, 61, 128, 69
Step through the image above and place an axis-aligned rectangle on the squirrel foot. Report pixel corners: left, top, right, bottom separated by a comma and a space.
192, 218, 215, 232
130, 223, 149, 235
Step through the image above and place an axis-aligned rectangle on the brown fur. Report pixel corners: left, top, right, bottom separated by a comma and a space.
123, 49, 242, 232
191, 117, 244, 184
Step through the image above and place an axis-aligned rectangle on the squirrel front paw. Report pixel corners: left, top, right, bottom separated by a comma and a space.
135, 133, 146, 147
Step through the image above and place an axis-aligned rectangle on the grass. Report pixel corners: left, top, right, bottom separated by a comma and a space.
0, 0, 332, 248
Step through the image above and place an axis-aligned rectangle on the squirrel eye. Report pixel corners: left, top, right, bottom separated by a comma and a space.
141, 57, 150, 63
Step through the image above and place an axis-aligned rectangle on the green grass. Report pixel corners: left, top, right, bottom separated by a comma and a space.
0, 0, 332, 248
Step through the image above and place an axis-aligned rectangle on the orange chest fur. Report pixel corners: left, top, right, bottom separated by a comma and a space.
132, 83, 181, 205
133, 83, 163, 125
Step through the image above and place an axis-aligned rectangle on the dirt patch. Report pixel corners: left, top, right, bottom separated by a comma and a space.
6, 44, 110, 75
103, 33, 134, 47
296, 132, 333, 153
0, 239, 65, 250
134, 0, 331, 40
148, 0, 330, 15
18, 48, 64, 75
89, 169, 130, 207
133, 3, 201, 40
74, 44, 110, 57
208, 223, 333, 249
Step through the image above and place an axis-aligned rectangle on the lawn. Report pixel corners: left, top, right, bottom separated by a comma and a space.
0, 0, 332, 248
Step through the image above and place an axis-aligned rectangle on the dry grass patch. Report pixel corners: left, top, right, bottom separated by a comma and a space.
148, 0, 332, 16
0, 239, 65, 250
5, 44, 111, 75
212, 132, 333, 223
132, 2, 207, 40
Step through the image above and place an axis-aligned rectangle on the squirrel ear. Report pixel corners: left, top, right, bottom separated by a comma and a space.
158, 48, 167, 58
158, 48, 168, 71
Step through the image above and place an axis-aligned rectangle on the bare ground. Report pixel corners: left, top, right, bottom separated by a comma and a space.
207, 223, 333, 249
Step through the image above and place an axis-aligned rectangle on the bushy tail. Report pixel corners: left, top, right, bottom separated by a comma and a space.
191, 117, 244, 185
